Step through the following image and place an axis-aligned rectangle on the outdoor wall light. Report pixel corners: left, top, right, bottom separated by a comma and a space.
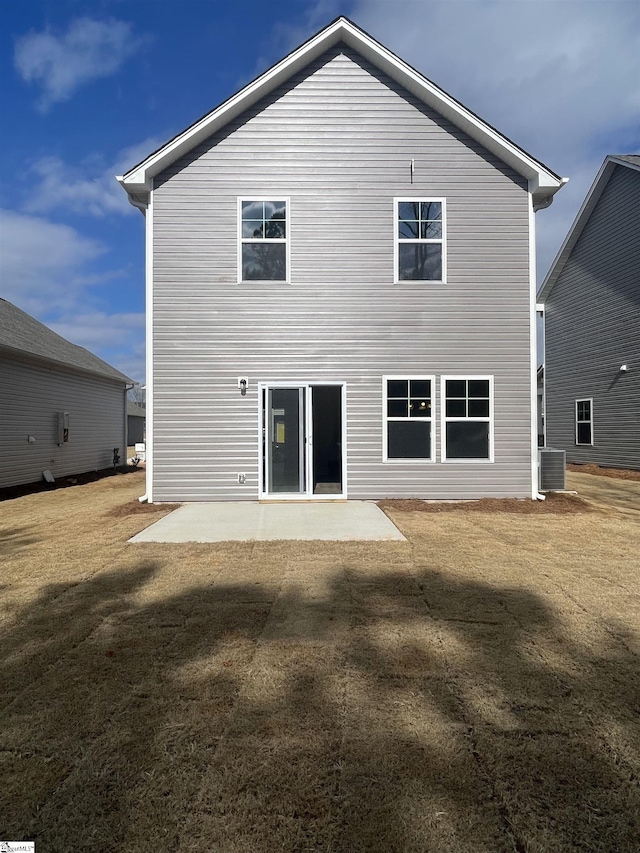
619, 364, 629, 372
238, 377, 248, 396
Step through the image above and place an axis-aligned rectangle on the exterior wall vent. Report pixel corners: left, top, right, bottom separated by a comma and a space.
538, 448, 566, 491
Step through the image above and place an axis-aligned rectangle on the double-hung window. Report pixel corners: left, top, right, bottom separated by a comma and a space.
239, 199, 288, 282
395, 199, 445, 283
384, 377, 434, 460
575, 398, 593, 445
442, 377, 493, 461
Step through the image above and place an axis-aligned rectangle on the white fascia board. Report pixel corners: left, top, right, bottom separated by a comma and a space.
119, 17, 563, 201
538, 156, 624, 301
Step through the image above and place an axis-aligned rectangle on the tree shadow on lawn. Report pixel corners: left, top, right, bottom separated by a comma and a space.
0, 526, 40, 556
1, 557, 638, 853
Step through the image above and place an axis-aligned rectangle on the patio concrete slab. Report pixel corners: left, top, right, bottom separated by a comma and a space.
129, 501, 406, 543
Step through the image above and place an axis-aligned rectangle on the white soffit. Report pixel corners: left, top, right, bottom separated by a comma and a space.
118, 17, 564, 202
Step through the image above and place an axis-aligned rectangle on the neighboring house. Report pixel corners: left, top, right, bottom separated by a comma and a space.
0, 299, 132, 489
538, 155, 640, 470
117, 16, 565, 503
127, 402, 146, 445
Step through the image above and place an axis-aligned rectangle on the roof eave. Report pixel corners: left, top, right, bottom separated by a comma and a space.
118, 17, 563, 200
0, 343, 132, 385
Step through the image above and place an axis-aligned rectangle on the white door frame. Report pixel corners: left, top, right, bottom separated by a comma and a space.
258, 382, 347, 500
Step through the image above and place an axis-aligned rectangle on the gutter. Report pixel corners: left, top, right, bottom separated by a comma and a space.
115, 177, 148, 215
126, 195, 148, 215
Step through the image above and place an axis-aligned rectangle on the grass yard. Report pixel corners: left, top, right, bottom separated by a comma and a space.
1, 470, 639, 852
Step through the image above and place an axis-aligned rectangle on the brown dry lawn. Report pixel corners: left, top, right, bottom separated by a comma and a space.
1, 470, 639, 852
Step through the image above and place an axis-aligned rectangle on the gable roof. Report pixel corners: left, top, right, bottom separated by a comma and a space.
538, 155, 640, 301
117, 16, 565, 211
0, 299, 132, 384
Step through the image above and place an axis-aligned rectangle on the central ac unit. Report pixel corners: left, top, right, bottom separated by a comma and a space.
538, 448, 566, 491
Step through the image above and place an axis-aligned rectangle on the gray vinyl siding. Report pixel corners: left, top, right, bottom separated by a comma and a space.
151, 45, 533, 501
545, 165, 640, 469
0, 354, 127, 488
128, 416, 145, 445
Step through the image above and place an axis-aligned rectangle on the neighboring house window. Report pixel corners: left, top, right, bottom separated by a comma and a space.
395, 199, 445, 283
442, 376, 493, 461
239, 199, 288, 282
384, 377, 434, 460
575, 398, 593, 445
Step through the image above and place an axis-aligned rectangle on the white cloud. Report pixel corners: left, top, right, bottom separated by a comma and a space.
24, 136, 166, 218
114, 340, 146, 386
49, 311, 145, 351
24, 156, 132, 217
0, 209, 107, 313
49, 311, 146, 383
0, 210, 145, 380
14, 17, 148, 111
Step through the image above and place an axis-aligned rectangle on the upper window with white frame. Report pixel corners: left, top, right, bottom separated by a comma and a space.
395, 199, 445, 283
575, 398, 593, 445
239, 200, 288, 282
442, 377, 493, 461
384, 377, 434, 460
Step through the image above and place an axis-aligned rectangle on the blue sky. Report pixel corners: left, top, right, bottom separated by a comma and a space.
1, 0, 638, 384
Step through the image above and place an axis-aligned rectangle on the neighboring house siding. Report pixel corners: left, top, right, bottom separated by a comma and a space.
128, 416, 145, 445
152, 45, 532, 501
545, 165, 640, 469
0, 355, 127, 488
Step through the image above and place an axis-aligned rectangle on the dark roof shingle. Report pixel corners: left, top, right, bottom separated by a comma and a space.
127, 401, 146, 418
612, 154, 640, 167
0, 299, 132, 383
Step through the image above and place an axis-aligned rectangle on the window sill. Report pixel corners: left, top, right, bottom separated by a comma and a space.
383, 458, 436, 464
441, 458, 494, 464
238, 280, 290, 285
393, 279, 447, 286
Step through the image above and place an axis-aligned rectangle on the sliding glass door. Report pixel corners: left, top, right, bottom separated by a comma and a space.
261, 384, 344, 498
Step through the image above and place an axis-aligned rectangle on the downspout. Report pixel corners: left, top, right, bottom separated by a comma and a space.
530, 189, 545, 500
116, 188, 153, 503
531, 178, 567, 499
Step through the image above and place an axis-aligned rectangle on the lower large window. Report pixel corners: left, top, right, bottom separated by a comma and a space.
384, 376, 434, 460
442, 376, 493, 461
575, 398, 593, 445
